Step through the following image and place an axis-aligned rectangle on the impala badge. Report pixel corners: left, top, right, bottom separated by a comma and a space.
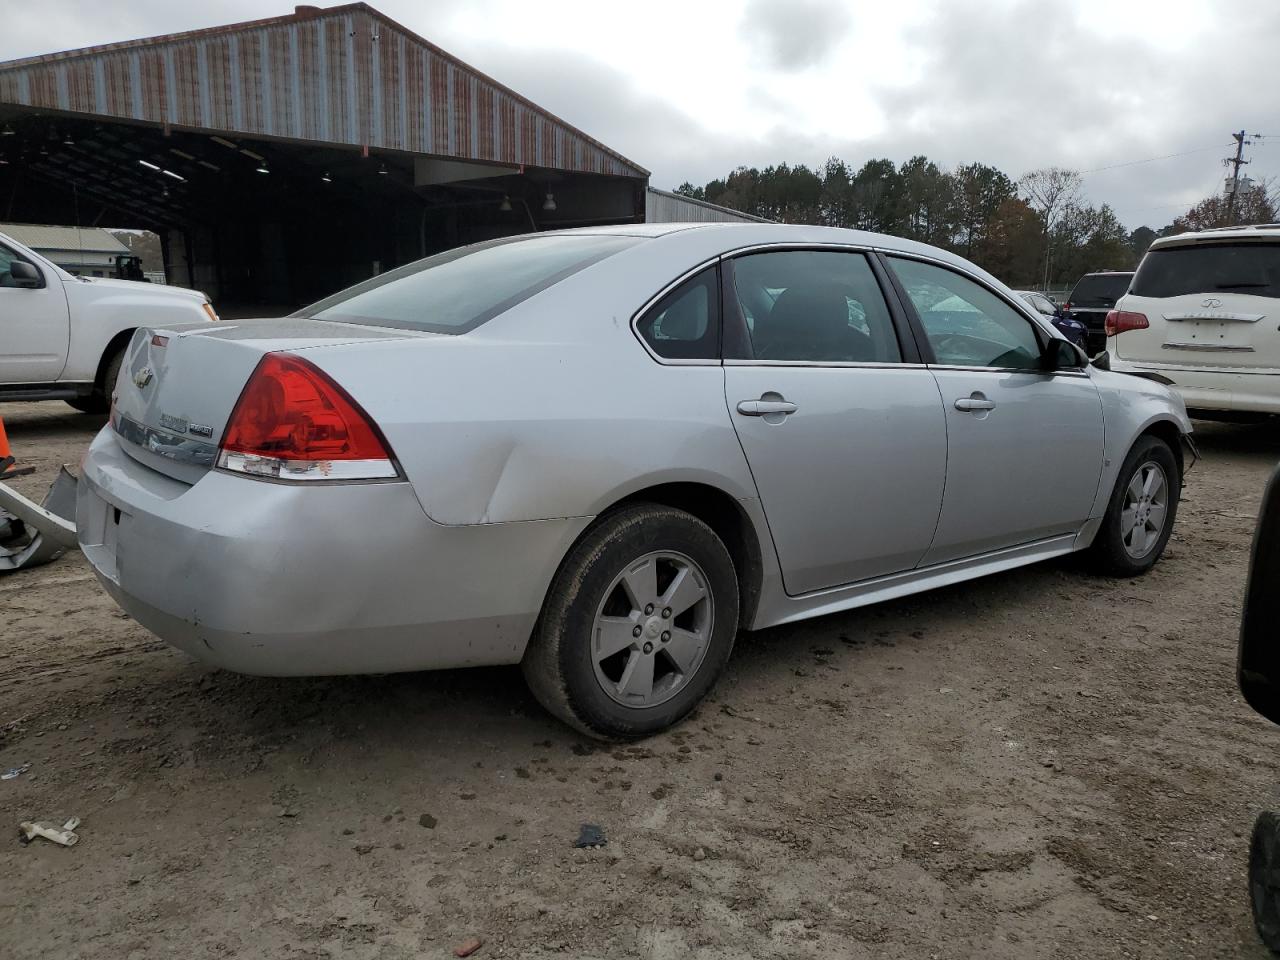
134, 367, 154, 388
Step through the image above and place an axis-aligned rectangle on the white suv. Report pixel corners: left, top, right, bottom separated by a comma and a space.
1105, 224, 1280, 419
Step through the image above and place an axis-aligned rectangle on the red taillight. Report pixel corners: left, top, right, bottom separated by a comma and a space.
217, 352, 398, 481
1063, 301, 1072, 312
1105, 310, 1150, 337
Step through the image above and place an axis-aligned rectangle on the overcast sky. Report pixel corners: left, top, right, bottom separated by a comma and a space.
3, 0, 1276, 229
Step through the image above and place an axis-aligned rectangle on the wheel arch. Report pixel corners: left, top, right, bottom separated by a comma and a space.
94, 328, 135, 393
592, 481, 765, 629
1136, 416, 1187, 478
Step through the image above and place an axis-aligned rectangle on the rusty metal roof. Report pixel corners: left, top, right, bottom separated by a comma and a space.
0, 3, 648, 179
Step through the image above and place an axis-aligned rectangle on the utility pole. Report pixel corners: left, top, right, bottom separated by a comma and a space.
1225, 130, 1256, 226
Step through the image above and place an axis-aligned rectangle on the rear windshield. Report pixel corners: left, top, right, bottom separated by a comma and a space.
1131, 242, 1280, 299
1068, 273, 1133, 307
296, 234, 644, 333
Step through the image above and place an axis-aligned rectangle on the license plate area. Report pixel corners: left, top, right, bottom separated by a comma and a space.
80, 484, 127, 583
1164, 319, 1254, 352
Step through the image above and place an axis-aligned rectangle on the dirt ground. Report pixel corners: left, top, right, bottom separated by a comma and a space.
2, 400, 1279, 959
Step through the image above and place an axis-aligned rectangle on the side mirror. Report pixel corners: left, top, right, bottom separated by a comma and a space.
8, 260, 41, 288
1042, 337, 1084, 372
1239, 465, 1280, 724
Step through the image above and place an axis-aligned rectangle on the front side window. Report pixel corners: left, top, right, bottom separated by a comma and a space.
297, 234, 645, 333
635, 266, 719, 360
730, 250, 902, 363
889, 257, 1042, 369
1131, 242, 1280, 299
0, 243, 37, 289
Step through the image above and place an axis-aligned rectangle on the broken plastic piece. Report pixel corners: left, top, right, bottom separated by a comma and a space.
0, 466, 78, 572
18, 819, 79, 846
1, 763, 30, 780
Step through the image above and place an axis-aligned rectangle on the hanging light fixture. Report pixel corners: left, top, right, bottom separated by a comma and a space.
0, 123, 14, 137
62, 130, 75, 146
499, 194, 512, 212
256, 159, 270, 174
321, 170, 332, 183
542, 192, 557, 212
378, 161, 388, 175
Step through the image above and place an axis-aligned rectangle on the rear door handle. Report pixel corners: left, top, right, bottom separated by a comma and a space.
737, 399, 798, 416
954, 396, 995, 412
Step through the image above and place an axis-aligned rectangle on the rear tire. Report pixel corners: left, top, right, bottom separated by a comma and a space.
66, 348, 124, 414
1087, 434, 1180, 577
522, 503, 739, 740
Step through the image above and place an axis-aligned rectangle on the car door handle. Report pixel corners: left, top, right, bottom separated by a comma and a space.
737, 399, 798, 416
954, 396, 995, 412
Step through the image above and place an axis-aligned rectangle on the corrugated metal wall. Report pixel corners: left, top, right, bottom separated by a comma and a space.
0, 5, 645, 179
645, 187, 768, 224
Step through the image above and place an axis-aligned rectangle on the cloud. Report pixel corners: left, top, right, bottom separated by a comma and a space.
738, 0, 852, 71
3, 0, 1277, 230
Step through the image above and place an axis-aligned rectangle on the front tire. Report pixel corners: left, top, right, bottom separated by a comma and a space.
522, 503, 739, 740
66, 347, 124, 414
1088, 434, 1180, 577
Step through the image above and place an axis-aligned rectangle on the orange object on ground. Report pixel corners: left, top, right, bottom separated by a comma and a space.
0, 415, 10, 461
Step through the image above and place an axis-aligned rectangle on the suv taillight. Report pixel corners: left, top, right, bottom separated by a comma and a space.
1063, 301, 1072, 312
1105, 310, 1149, 337
217, 352, 399, 481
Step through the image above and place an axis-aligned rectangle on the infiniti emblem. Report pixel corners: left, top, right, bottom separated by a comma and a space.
133, 366, 154, 388
1202, 297, 1223, 308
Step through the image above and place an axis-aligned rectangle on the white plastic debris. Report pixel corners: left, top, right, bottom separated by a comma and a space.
18, 818, 80, 846
2, 763, 31, 780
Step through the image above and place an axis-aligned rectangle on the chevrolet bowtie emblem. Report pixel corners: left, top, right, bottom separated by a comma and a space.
133, 367, 154, 388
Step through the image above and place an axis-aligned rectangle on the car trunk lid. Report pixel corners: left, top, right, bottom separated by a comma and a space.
110, 317, 419, 484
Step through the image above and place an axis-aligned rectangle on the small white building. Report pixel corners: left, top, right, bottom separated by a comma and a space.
0, 223, 129, 277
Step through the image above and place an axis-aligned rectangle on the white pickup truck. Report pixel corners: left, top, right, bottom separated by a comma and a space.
1, 230, 216, 412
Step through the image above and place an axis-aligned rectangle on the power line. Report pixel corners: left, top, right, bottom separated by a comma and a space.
1080, 143, 1233, 175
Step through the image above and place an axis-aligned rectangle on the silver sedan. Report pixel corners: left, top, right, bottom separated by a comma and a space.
77, 223, 1193, 739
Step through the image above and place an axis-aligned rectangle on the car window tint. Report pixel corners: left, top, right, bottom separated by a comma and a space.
298, 234, 645, 334
730, 250, 901, 363
889, 257, 1042, 369
636, 267, 719, 360
1131, 243, 1280, 299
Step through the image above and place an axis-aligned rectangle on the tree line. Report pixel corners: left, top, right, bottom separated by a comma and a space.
674, 157, 1279, 289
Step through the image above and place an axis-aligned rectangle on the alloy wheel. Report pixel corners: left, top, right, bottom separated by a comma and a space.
590, 551, 714, 708
1121, 460, 1169, 559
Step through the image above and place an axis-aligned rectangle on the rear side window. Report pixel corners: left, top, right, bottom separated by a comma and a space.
730, 250, 902, 363
635, 267, 720, 360
1132, 243, 1280, 299
1067, 273, 1132, 307
297, 234, 644, 333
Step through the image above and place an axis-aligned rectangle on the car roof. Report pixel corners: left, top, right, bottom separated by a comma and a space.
1150, 223, 1280, 250
607, 221, 1003, 273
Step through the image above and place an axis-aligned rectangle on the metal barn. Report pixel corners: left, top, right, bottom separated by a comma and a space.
0, 3, 649, 310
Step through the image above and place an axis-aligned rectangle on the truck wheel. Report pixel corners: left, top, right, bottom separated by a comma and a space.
522, 503, 739, 741
66, 348, 124, 415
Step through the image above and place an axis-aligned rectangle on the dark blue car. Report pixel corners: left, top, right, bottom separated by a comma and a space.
1015, 290, 1089, 351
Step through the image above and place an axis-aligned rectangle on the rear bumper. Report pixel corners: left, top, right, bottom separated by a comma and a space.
76, 428, 589, 676
1106, 352, 1280, 415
